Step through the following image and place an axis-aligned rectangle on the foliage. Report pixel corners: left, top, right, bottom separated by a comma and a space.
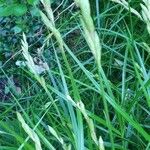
0, 0, 40, 17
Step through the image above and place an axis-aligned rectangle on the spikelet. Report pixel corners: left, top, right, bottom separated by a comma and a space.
17, 112, 42, 150
21, 33, 40, 77
111, 0, 150, 34
141, 0, 150, 34
74, 0, 101, 66
111, 0, 142, 20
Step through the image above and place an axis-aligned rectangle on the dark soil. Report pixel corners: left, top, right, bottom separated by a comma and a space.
0, 76, 21, 102
0, 78, 11, 101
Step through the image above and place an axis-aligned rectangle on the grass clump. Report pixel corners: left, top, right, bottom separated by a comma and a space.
0, 0, 150, 150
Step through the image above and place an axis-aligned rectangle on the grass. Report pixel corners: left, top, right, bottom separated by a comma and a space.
0, 0, 150, 149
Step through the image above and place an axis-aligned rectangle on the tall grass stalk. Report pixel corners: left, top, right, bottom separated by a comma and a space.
74, 0, 115, 149
40, 0, 84, 149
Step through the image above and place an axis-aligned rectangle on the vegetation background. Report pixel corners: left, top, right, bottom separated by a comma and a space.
0, 0, 150, 149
